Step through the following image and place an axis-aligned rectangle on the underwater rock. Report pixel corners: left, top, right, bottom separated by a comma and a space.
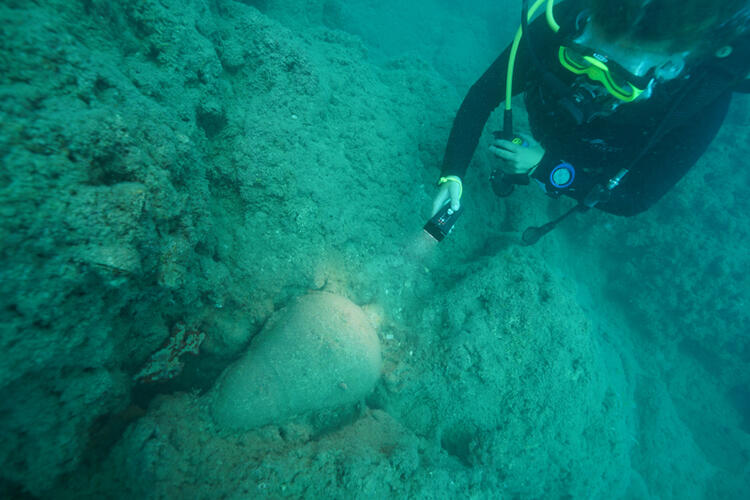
209, 292, 381, 430
133, 322, 206, 383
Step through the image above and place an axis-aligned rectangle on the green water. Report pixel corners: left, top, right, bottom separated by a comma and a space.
1, 1, 748, 498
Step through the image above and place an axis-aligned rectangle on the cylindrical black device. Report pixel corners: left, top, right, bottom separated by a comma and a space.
423, 203, 464, 242
490, 125, 530, 197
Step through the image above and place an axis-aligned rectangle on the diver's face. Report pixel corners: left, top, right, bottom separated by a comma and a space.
575, 21, 689, 81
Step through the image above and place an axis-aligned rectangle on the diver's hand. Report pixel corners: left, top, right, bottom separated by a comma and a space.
489, 135, 545, 175
431, 177, 462, 217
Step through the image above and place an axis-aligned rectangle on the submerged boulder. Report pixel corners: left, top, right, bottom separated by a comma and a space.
209, 292, 381, 430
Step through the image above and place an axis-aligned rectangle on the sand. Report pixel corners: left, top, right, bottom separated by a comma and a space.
1, 1, 748, 498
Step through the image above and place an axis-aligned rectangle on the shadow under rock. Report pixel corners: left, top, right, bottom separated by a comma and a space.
81, 350, 237, 467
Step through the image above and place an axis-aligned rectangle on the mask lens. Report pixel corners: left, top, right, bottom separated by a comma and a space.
604, 66, 633, 91
560, 46, 590, 69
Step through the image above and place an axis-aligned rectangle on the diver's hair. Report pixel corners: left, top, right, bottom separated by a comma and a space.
588, 0, 750, 52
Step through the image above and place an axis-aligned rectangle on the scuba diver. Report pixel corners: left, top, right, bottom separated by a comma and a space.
431, 0, 750, 244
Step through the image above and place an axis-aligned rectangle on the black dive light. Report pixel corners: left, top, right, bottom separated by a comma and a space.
424, 203, 464, 242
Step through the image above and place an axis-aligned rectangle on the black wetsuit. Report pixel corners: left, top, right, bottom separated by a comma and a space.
441, 0, 750, 216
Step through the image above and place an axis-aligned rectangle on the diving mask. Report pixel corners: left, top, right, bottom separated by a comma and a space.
558, 43, 655, 102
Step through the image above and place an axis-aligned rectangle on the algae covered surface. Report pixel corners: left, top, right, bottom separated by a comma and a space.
1, 0, 749, 498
